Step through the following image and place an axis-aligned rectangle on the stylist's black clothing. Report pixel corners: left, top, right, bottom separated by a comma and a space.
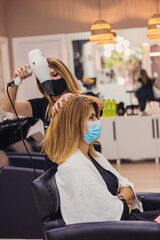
28, 92, 102, 170
89, 153, 160, 222
136, 78, 154, 111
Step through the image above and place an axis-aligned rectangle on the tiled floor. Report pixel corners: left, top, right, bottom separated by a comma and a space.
111, 159, 160, 193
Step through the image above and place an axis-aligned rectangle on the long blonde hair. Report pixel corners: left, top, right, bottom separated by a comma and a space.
42, 96, 100, 164
36, 58, 83, 117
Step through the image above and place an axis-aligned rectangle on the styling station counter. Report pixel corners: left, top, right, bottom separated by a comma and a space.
99, 116, 160, 165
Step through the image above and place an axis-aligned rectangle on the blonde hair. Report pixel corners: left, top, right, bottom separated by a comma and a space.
36, 58, 83, 118
42, 96, 100, 164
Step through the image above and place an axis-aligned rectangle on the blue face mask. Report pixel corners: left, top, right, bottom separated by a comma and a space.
83, 120, 101, 144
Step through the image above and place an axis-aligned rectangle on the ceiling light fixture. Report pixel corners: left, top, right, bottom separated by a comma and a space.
90, 0, 116, 45
147, 0, 160, 41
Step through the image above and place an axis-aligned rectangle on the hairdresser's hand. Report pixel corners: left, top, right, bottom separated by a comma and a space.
12, 64, 32, 83
52, 93, 75, 113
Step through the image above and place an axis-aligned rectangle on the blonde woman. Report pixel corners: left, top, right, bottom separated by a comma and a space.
2, 58, 104, 169
42, 96, 159, 225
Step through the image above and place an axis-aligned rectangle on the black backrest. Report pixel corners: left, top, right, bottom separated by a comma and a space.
8, 153, 45, 170
31, 165, 61, 221
0, 166, 44, 239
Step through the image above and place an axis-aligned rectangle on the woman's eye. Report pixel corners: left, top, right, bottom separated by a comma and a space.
52, 72, 58, 77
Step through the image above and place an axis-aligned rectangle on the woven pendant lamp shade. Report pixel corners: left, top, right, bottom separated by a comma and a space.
97, 29, 117, 45
147, 12, 160, 41
90, 19, 114, 44
111, 29, 117, 43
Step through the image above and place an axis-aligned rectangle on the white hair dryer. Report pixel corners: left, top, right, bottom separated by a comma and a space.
11, 49, 51, 86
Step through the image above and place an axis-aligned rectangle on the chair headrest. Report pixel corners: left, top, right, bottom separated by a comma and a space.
31, 166, 60, 221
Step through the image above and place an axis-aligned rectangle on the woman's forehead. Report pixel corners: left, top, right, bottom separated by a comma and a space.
88, 105, 95, 114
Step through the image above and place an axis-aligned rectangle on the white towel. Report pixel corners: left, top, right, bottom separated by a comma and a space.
55, 149, 143, 224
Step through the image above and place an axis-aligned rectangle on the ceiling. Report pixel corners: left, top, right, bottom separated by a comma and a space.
1, 0, 159, 38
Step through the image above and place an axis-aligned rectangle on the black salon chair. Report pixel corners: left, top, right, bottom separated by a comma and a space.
0, 166, 44, 239
7, 152, 45, 170
31, 166, 160, 240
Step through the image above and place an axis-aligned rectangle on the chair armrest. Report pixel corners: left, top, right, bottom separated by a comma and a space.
44, 220, 160, 240
43, 218, 65, 232
137, 192, 160, 211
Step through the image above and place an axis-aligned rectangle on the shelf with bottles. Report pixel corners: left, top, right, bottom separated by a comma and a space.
102, 99, 117, 117
102, 100, 140, 117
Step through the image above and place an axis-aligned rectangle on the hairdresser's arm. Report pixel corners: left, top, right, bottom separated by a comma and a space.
52, 93, 104, 113
1, 65, 33, 117
81, 94, 104, 111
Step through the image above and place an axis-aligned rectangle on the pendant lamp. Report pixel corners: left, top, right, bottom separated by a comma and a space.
111, 29, 117, 43
147, 0, 160, 41
97, 29, 117, 45
90, 0, 114, 44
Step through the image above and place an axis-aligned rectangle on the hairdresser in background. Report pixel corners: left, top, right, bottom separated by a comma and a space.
135, 69, 156, 111
2, 58, 104, 170
42, 96, 159, 224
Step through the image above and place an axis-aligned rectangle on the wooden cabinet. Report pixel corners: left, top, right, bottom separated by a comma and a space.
100, 118, 118, 160
100, 116, 160, 164
116, 117, 156, 159
153, 117, 160, 163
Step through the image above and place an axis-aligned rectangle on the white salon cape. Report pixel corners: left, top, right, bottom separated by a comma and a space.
55, 149, 143, 224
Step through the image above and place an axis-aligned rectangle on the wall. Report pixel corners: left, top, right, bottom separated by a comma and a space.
0, 47, 5, 121
0, 0, 6, 36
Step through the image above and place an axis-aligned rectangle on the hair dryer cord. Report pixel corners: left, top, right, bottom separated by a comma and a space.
6, 84, 37, 178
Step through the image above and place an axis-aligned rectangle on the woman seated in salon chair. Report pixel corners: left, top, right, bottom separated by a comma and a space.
42, 96, 160, 224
